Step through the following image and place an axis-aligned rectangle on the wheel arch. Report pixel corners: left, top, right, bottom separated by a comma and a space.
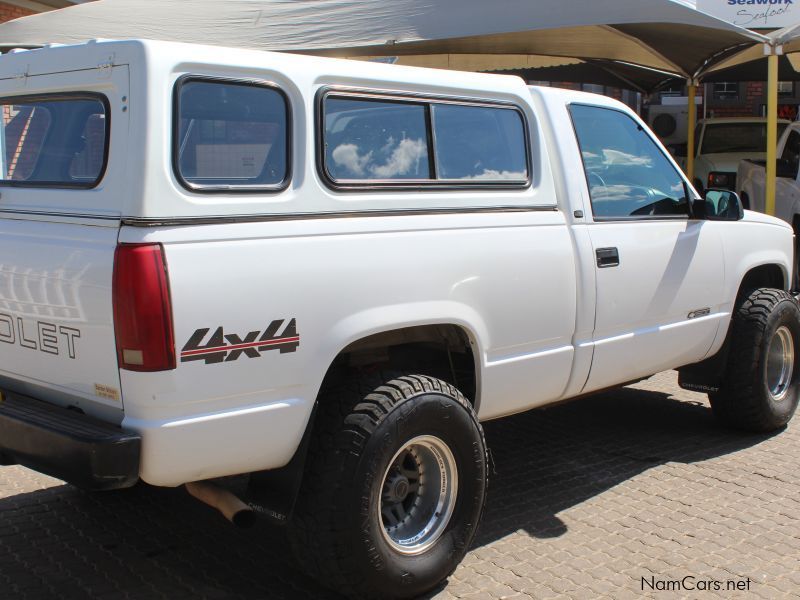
736, 263, 788, 301
322, 321, 482, 412
246, 313, 486, 523
311, 303, 489, 409
679, 262, 789, 395
724, 227, 793, 312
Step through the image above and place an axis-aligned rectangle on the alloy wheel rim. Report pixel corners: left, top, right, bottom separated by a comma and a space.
378, 435, 458, 555
766, 325, 795, 402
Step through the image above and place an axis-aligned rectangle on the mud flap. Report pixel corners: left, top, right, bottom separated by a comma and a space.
677, 338, 731, 394
245, 403, 317, 525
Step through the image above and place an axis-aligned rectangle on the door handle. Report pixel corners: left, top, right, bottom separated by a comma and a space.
596, 247, 620, 268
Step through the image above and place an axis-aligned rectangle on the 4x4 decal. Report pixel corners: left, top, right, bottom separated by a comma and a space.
180, 318, 299, 364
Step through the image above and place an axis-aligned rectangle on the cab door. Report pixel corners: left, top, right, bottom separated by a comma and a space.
569, 104, 725, 394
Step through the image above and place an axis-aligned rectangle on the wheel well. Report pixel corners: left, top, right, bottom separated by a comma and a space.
322, 325, 478, 408
737, 264, 786, 304
679, 264, 787, 395
249, 325, 479, 523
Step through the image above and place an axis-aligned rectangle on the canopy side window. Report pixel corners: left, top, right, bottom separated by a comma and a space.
569, 103, 689, 221
323, 97, 432, 182
173, 77, 290, 193
319, 90, 530, 190
701, 122, 787, 156
432, 103, 528, 182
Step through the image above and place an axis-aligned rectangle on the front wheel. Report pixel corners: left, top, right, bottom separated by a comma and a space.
711, 288, 800, 432
289, 373, 488, 599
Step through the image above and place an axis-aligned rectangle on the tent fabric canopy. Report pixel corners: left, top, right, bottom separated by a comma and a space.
338, 24, 753, 76
702, 23, 800, 79
0, 0, 765, 79
773, 22, 800, 50
356, 54, 585, 73
491, 59, 682, 94
701, 54, 800, 83
348, 54, 681, 93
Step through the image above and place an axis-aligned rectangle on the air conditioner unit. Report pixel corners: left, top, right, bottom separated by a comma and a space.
647, 105, 690, 146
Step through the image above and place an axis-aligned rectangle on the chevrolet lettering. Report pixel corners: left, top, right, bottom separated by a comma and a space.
0, 313, 81, 359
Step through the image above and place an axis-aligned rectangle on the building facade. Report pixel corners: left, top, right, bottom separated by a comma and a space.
0, 1, 87, 25
0, 2, 33, 22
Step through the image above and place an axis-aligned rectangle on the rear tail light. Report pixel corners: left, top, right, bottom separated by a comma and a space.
112, 243, 176, 371
707, 172, 735, 190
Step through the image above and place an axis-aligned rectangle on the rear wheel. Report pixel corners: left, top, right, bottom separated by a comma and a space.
289, 373, 487, 599
711, 288, 800, 431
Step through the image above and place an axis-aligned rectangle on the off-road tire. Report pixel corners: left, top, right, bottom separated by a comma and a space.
711, 288, 800, 432
288, 373, 487, 599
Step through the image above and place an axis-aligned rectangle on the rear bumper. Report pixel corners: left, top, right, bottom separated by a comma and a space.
0, 390, 140, 490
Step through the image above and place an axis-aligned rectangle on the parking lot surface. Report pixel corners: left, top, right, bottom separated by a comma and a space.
1, 371, 798, 599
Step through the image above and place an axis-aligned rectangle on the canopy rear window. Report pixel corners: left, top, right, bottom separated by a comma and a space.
701, 122, 789, 155
0, 94, 108, 188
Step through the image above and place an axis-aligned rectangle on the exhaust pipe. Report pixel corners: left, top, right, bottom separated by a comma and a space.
185, 481, 257, 529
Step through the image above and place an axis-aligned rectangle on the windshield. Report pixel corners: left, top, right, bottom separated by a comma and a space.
701, 122, 788, 155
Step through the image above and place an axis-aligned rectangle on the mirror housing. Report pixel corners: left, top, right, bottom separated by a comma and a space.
694, 189, 744, 221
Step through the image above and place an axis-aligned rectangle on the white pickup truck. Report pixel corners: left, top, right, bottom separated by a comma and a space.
685, 117, 789, 194
738, 121, 800, 231
0, 40, 798, 600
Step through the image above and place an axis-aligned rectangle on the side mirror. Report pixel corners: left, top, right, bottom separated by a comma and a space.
696, 189, 744, 221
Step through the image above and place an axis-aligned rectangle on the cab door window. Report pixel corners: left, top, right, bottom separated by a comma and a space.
569, 104, 689, 220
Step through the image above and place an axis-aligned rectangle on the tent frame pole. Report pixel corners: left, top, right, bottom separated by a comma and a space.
686, 80, 697, 186
766, 46, 780, 217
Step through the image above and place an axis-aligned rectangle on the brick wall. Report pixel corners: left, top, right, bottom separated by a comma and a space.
706, 82, 764, 118
0, 2, 34, 23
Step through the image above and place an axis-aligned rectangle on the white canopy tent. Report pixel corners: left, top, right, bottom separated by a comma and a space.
705, 25, 800, 74
0, 0, 767, 190
0, 0, 764, 76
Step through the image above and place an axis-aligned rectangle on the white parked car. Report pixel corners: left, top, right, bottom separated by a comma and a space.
0, 40, 798, 599
737, 121, 800, 285
687, 117, 789, 193
738, 121, 800, 225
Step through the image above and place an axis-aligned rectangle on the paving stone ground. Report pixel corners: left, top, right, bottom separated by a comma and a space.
1, 371, 798, 599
